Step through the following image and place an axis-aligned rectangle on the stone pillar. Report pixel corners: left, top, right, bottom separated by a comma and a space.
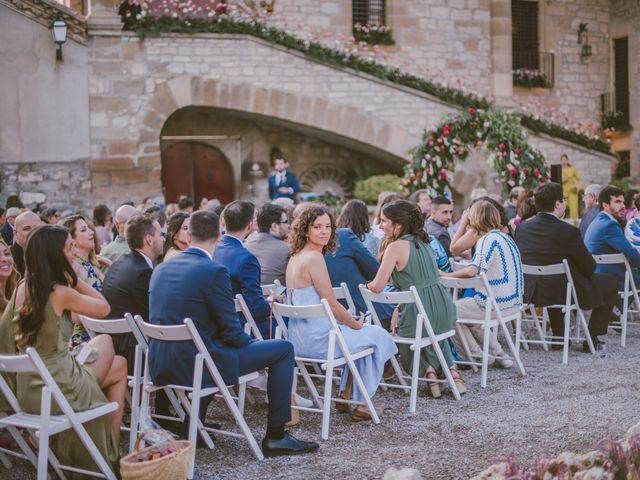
86, 0, 122, 33
490, 0, 514, 106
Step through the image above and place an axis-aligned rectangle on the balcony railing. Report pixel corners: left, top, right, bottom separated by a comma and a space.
512, 51, 555, 88
601, 91, 631, 131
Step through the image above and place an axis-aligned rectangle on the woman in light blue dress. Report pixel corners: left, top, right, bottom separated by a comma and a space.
286, 205, 397, 421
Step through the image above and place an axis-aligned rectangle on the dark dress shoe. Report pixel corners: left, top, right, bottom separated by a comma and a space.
583, 338, 603, 353
262, 432, 319, 457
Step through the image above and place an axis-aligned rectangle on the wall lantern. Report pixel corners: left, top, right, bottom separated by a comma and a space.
50, 19, 68, 61
578, 22, 592, 58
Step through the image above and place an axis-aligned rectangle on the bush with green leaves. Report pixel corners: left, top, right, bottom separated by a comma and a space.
353, 174, 402, 204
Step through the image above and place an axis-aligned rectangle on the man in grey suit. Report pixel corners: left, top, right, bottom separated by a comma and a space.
245, 203, 290, 284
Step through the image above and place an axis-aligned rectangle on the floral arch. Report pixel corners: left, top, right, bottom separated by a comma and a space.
402, 107, 550, 197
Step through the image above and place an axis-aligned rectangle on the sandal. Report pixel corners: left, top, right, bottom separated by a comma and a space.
350, 406, 381, 423
426, 367, 441, 398
383, 363, 396, 381
450, 368, 467, 395
335, 393, 351, 413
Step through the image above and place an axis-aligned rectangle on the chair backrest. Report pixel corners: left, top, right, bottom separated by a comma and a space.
271, 299, 337, 340
522, 260, 577, 308
439, 275, 485, 293
126, 314, 149, 349
0, 353, 35, 414
234, 294, 264, 340
450, 260, 470, 272
134, 317, 193, 342
79, 315, 133, 338
332, 282, 357, 314
260, 279, 282, 297
592, 253, 626, 265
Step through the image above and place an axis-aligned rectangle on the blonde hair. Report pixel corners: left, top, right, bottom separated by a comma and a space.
467, 200, 502, 235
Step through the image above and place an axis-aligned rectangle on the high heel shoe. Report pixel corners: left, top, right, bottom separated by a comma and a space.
426, 367, 441, 398
450, 368, 467, 395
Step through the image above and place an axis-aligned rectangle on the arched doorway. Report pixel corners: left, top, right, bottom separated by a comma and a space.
161, 141, 235, 204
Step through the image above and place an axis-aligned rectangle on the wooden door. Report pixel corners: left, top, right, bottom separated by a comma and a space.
161, 141, 235, 204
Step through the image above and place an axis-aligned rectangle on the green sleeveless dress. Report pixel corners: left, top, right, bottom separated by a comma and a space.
390, 234, 456, 376
0, 292, 119, 479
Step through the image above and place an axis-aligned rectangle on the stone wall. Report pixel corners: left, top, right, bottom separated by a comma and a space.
513, 0, 611, 127
0, 4, 91, 208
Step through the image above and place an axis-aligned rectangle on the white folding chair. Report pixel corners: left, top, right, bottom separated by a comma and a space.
592, 253, 640, 347
235, 294, 264, 340
359, 285, 462, 414
79, 315, 146, 453
439, 274, 526, 388
260, 279, 283, 297
333, 282, 357, 315
135, 317, 263, 479
0, 348, 118, 480
271, 299, 380, 440
521, 260, 595, 364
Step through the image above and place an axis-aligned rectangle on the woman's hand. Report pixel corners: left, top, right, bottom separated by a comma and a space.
96, 255, 112, 270
390, 307, 400, 336
350, 312, 365, 330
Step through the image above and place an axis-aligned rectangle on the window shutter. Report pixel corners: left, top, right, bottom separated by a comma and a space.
614, 37, 629, 123
512, 0, 540, 70
352, 0, 386, 26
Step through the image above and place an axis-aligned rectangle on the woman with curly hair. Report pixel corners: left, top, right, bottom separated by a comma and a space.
286, 205, 397, 422
366, 200, 466, 397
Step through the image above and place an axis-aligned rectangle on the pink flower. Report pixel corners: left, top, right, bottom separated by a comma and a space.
498, 143, 506, 150
468, 107, 475, 114
533, 168, 540, 177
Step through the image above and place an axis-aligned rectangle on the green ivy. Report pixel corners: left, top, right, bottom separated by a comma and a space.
132, 15, 611, 155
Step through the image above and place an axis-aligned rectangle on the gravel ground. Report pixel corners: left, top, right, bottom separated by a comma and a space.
4, 326, 640, 480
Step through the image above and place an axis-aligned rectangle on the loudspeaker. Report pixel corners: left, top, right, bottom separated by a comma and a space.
550, 164, 562, 184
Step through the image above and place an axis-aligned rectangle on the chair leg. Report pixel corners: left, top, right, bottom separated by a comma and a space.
37, 391, 51, 480
579, 309, 595, 354
409, 346, 421, 414
347, 359, 379, 425
455, 324, 479, 373
298, 360, 323, 409
500, 319, 526, 376
432, 341, 460, 400
321, 360, 334, 441
562, 309, 571, 365
621, 292, 629, 348
536, 308, 550, 352
480, 325, 491, 388
238, 383, 247, 414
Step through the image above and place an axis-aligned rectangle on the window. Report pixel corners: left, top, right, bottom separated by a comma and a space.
352, 0, 386, 26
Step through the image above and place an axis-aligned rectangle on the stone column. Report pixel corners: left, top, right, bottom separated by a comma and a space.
490, 0, 514, 106
86, 0, 122, 33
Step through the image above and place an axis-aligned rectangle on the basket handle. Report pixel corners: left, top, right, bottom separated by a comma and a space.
134, 431, 180, 454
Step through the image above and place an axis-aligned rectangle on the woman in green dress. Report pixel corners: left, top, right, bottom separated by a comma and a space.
366, 200, 466, 397
0, 225, 126, 478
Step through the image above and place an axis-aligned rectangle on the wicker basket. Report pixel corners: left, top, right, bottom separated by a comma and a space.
120, 434, 193, 480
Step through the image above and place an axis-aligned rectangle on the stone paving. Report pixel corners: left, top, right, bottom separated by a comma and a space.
4, 326, 640, 479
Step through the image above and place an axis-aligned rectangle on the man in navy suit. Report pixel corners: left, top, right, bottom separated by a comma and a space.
268, 157, 300, 202
584, 185, 640, 286
214, 201, 275, 338
149, 210, 318, 456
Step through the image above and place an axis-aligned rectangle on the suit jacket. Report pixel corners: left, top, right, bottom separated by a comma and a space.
213, 235, 271, 331
584, 211, 640, 281
102, 251, 152, 321
579, 205, 600, 238
1, 223, 13, 246
324, 228, 382, 316
244, 232, 290, 285
426, 218, 451, 257
268, 171, 300, 200
148, 248, 251, 387
514, 212, 602, 309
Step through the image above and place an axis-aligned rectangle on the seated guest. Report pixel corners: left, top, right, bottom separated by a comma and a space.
163, 212, 190, 262
144, 205, 167, 234
450, 197, 511, 258
426, 196, 453, 257
177, 197, 194, 214
1, 207, 20, 245
11, 211, 42, 277
505, 187, 522, 221
579, 184, 602, 238
625, 195, 640, 246
366, 200, 465, 397
42, 207, 61, 225
93, 204, 113, 247
244, 203, 290, 285
148, 210, 318, 456
100, 204, 139, 263
214, 201, 274, 338
102, 214, 164, 372
287, 205, 397, 420
0, 239, 17, 312
370, 192, 402, 240
584, 185, 640, 286
624, 189, 639, 223
337, 199, 380, 257
514, 182, 618, 351
411, 189, 432, 225
444, 200, 522, 368
0, 225, 126, 472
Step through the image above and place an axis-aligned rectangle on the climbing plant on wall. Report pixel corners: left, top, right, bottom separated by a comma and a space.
402, 107, 550, 197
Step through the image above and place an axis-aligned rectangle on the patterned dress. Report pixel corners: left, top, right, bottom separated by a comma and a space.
72, 256, 104, 345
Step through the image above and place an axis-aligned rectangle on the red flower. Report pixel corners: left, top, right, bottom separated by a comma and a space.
498, 143, 506, 150
522, 167, 528, 173
214, 2, 226, 13
533, 168, 540, 177
514, 148, 521, 154
416, 172, 422, 178
468, 107, 475, 114
510, 168, 517, 175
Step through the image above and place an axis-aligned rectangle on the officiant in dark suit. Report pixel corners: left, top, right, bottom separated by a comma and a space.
268, 156, 300, 202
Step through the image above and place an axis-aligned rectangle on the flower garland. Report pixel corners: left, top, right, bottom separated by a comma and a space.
402, 107, 550, 197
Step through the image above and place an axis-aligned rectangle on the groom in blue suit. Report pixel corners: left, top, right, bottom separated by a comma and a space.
268, 157, 300, 202
584, 185, 640, 286
148, 210, 318, 456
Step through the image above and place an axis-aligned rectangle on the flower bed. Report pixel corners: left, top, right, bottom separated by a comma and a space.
513, 68, 551, 89
352, 23, 394, 45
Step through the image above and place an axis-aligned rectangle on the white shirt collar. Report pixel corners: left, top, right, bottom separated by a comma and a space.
190, 246, 213, 260
137, 251, 154, 269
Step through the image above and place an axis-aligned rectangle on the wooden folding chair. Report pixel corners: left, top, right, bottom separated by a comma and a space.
135, 317, 263, 479
359, 285, 462, 414
592, 253, 640, 347
271, 299, 380, 440
0, 348, 118, 480
521, 260, 595, 364
440, 274, 526, 388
